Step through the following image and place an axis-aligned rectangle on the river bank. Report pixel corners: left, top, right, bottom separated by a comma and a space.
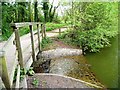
86, 36, 118, 88
34, 37, 105, 88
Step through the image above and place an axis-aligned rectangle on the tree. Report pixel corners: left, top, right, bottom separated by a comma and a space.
42, 0, 60, 22
62, 2, 118, 53
48, 0, 59, 22
28, 1, 32, 22
42, 0, 49, 22
34, 0, 38, 22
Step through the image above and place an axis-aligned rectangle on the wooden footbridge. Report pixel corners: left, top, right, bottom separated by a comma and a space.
0, 22, 44, 88
0, 22, 103, 89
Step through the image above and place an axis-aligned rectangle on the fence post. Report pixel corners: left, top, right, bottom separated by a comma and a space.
29, 25, 36, 61
15, 65, 20, 88
43, 24, 46, 38
14, 27, 24, 68
41, 24, 44, 38
37, 24, 41, 53
0, 51, 11, 88
59, 28, 61, 36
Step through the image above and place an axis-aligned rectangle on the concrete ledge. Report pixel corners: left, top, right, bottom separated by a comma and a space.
38, 48, 82, 60
27, 73, 102, 88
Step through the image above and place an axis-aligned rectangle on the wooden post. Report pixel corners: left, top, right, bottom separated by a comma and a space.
41, 24, 44, 38
14, 27, 24, 68
43, 24, 46, 38
59, 28, 61, 36
0, 51, 11, 88
29, 25, 36, 61
37, 24, 41, 52
15, 65, 20, 88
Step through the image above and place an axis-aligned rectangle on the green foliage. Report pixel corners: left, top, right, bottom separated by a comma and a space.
41, 37, 52, 49
13, 67, 35, 82
2, 3, 13, 40
1, 2, 32, 41
19, 26, 30, 36
13, 68, 26, 82
60, 27, 117, 52
61, 2, 118, 53
13, 68, 17, 82
32, 78, 39, 87
20, 68, 26, 81
26, 67, 35, 76
1, 1, 62, 41
77, 28, 117, 52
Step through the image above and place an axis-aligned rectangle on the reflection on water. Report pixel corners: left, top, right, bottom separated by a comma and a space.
86, 36, 118, 88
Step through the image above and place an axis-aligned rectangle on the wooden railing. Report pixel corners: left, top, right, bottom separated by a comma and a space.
0, 22, 46, 89
11, 22, 45, 65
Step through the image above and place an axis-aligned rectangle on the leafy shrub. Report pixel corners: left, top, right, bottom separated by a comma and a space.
61, 2, 118, 53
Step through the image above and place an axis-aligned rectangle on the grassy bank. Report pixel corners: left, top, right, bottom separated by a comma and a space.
58, 27, 118, 53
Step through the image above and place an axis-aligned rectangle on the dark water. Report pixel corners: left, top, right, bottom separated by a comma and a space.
86, 36, 118, 88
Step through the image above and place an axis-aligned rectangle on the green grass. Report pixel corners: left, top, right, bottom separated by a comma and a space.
41, 37, 53, 49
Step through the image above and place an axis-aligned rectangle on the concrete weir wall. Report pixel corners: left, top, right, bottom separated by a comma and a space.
27, 73, 102, 88
38, 48, 82, 60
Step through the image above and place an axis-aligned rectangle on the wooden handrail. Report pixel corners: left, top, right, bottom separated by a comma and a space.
11, 22, 41, 28
0, 22, 45, 89
11, 22, 44, 63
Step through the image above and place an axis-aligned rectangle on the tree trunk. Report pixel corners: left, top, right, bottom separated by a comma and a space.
34, 0, 38, 22
28, 2, 31, 22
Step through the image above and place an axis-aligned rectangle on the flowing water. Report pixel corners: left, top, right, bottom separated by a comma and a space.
86, 36, 118, 88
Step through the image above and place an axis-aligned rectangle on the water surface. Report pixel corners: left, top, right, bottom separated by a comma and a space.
86, 36, 118, 88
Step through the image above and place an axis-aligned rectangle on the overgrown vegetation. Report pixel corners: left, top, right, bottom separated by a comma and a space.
60, 2, 118, 53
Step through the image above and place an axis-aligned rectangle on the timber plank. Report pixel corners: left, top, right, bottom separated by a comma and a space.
2, 33, 18, 87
